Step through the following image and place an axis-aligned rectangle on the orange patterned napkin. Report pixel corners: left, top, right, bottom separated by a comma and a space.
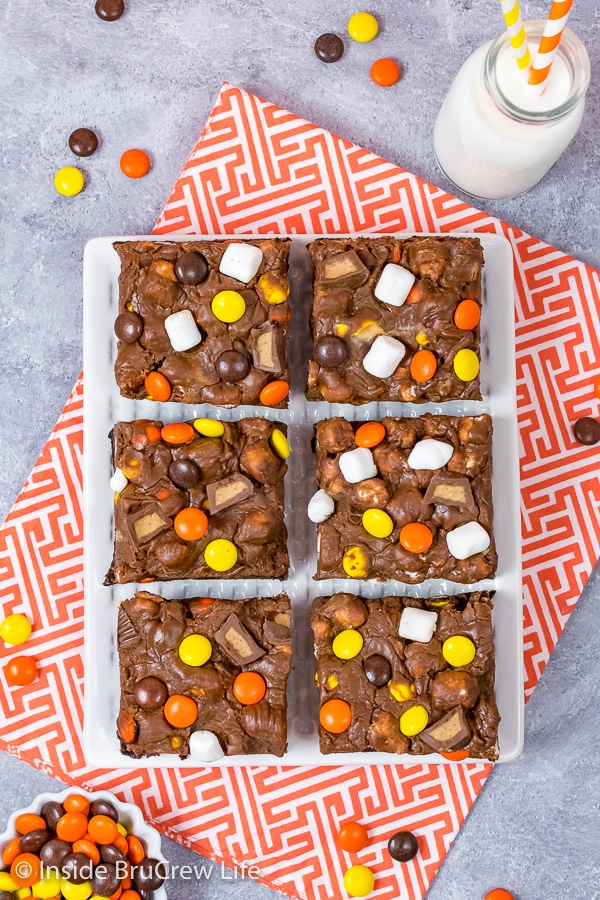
1, 82, 599, 900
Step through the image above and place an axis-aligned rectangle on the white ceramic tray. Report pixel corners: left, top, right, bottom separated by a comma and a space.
83, 232, 523, 767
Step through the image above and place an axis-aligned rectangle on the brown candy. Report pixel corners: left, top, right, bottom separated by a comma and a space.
69, 128, 98, 157
363, 654, 391, 687
313, 336, 348, 369
423, 473, 475, 510
206, 474, 254, 514
134, 859, 166, 892
40, 802, 66, 831
40, 839, 72, 868
61, 853, 93, 885
94, 0, 124, 20
168, 459, 201, 489
124, 504, 172, 547
101, 844, 127, 865
388, 831, 419, 862
216, 350, 250, 383
19, 829, 51, 854
114, 311, 143, 343
316, 250, 369, 289
174, 251, 209, 285
573, 416, 600, 445
420, 706, 471, 752
134, 676, 168, 710
92, 862, 121, 896
215, 614, 265, 664
89, 799, 119, 821
314, 33, 344, 63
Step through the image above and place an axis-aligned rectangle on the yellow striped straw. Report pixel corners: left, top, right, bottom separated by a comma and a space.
498, 0, 531, 70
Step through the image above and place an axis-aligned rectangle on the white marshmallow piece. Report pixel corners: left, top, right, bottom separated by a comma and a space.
110, 469, 128, 493
362, 335, 406, 379
446, 521, 491, 560
189, 730, 225, 763
164, 309, 202, 352
219, 242, 263, 283
374, 263, 416, 308
407, 439, 454, 470
338, 447, 378, 484
308, 489, 335, 523
398, 607, 438, 643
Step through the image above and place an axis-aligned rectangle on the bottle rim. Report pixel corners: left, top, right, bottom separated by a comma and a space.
484, 19, 590, 123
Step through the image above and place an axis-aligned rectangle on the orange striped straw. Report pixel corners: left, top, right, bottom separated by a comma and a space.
528, 0, 573, 87
498, 0, 531, 70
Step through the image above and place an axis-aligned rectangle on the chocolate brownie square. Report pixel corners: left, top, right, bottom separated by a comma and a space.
312, 415, 496, 583
117, 591, 292, 759
113, 238, 291, 407
307, 236, 483, 404
105, 417, 288, 584
311, 592, 499, 760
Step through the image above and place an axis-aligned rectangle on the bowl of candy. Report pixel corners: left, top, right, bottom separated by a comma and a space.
0, 787, 167, 900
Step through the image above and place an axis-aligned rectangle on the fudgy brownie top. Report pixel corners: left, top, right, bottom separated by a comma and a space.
313, 415, 496, 584
307, 236, 483, 404
113, 238, 291, 408
311, 592, 499, 760
117, 592, 292, 759
105, 417, 289, 584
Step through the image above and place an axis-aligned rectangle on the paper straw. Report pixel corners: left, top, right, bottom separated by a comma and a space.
498, 0, 531, 70
528, 0, 573, 87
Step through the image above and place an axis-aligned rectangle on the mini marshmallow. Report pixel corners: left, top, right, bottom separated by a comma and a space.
446, 521, 491, 560
374, 263, 416, 307
398, 607, 438, 643
219, 242, 263, 283
362, 334, 406, 379
338, 447, 378, 484
164, 309, 202, 352
308, 489, 335, 523
407, 439, 454, 470
189, 730, 225, 763
110, 469, 128, 493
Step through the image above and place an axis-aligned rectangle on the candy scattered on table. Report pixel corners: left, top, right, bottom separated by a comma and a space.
370, 57, 401, 86
347, 11, 378, 42
573, 416, 600, 445
119, 148, 150, 178
68, 128, 98, 157
94, 0, 124, 20
0, 613, 32, 645
387, 830, 419, 862
3, 655, 37, 686
484, 890, 514, 900
343, 864, 374, 897
53, 166, 84, 196
314, 33, 344, 63
336, 821, 369, 853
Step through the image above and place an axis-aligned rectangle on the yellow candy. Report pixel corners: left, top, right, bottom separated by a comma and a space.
362, 508, 393, 539
342, 546, 368, 578
453, 348, 480, 381
0, 873, 19, 892
399, 704, 429, 736
31, 872, 62, 899
193, 417, 225, 437
343, 864, 375, 898
332, 629, 364, 660
0, 613, 32, 645
211, 290, 246, 323
348, 11, 379, 42
335, 323, 349, 336
54, 166, 85, 196
259, 273, 289, 305
117, 822, 128, 836
389, 681, 415, 702
416, 332, 430, 346
270, 428, 290, 459
16, 889, 32, 899
442, 635, 476, 667
60, 881, 92, 900
325, 674, 339, 690
178, 633, 212, 666
204, 538, 238, 572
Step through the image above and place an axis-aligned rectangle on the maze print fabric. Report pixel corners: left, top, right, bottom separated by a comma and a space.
1, 82, 600, 900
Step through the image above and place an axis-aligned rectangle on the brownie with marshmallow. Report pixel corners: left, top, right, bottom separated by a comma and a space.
306, 236, 483, 404
312, 414, 496, 583
113, 238, 291, 407
311, 591, 499, 760
117, 591, 292, 759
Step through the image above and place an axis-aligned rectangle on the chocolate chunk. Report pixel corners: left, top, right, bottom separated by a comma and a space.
420, 706, 471, 752
313, 335, 348, 369
216, 349, 250, 383
573, 416, 600, 445
206, 474, 254, 514
363, 654, 392, 687
117, 607, 139, 649
251, 323, 285, 373
124, 504, 172, 546
423, 473, 475, 511
134, 676, 168, 710
94, 0, 124, 20
314, 33, 344, 63
263, 618, 291, 644
388, 831, 419, 862
168, 458, 201, 489
69, 128, 98, 157
40, 839, 71, 868
174, 251, 209, 285
114, 311, 143, 343
215, 613, 265, 664
316, 250, 370, 289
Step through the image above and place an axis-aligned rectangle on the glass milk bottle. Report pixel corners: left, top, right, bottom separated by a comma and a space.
433, 21, 590, 200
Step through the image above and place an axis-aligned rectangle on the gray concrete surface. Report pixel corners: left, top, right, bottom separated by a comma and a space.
1, 1, 600, 898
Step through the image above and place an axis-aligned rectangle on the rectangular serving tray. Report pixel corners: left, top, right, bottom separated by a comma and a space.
83, 232, 523, 767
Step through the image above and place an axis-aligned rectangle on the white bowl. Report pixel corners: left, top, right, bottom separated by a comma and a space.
0, 787, 167, 900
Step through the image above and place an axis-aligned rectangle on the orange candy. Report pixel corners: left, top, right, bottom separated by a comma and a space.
406, 282, 424, 304
121, 892, 142, 900
594, 374, 600, 398
113, 833, 129, 856
337, 821, 369, 852
73, 838, 101, 865
10, 853, 41, 887
259, 380, 289, 406
3, 655, 37, 687
400, 522, 433, 553
232, 671, 267, 705
370, 57, 401, 86
126, 835, 145, 866
440, 749, 470, 761
120, 148, 150, 179
453, 299, 481, 331
164, 694, 198, 728
64, 794, 91, 816
174, 507, 208, 542
88, 814, 119, 846
144, 371, 171, 401
56, 811, 89, 842
160, 422, 194, 444
410, 349, 437, 382
145, 424, 162, 442
3, 836, 23, 865
319, 698, 352, 733
15, 813, 47, 835
355, 422, 386, 448
484, 891, 514, 900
